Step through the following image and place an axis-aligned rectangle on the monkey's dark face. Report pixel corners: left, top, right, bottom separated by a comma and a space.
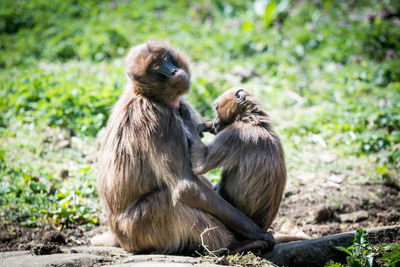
126, 41, 191, 107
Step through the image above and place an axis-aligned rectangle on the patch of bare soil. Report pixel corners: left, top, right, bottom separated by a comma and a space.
0, 224, 95, 253
271, 175, 400, 239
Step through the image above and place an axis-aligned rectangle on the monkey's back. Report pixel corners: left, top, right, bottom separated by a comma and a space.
97, 89, 189, 217
218, 122, 286, 230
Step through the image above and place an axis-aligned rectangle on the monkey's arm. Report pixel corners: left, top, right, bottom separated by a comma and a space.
180, 104, 233, 175
190, 135, 230, 175
179, 99, 202, 125
179, 100, 214, 138
187, 122, 235, 175
200, 118, 228, 135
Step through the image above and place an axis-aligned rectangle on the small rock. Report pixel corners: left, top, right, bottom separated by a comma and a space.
318, 152, 337, 164
328, 175, 344, 184
325, 181, 341, 189
339, 210, 369, 222
30, 243, 61, 255
55, 140, 71, 149
43, 231, 66, 244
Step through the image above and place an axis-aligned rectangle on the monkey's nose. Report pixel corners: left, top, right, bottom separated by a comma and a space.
171, 69, 177, 75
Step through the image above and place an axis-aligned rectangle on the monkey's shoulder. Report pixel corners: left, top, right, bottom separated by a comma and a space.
122, 99, 182, 130
104, 98, 186, 155
222, 123, 274, 144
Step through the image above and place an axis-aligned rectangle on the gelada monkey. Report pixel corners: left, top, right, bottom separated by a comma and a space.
92, 42, 274, 254
183, 88, 286, 234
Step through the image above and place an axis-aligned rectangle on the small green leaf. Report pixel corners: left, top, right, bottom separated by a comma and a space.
242, 21, 255, 31
264, 1, 277, 26
80, 166, 91, 174
365, 254, 374, 267
333, 245, 351, 255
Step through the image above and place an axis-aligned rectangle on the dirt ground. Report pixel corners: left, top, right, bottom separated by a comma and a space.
271, 179, 400, 238
1, 177, 399, 254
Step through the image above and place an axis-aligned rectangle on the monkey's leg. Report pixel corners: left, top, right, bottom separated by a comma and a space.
111, 189, 233, 254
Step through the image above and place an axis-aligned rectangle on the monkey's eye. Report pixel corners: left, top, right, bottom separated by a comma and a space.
161, 53, 167, 60
152, 63, 160, 70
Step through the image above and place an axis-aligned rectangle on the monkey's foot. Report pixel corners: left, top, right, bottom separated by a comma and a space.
91, 230, 120, 247
229, 239, 274, 254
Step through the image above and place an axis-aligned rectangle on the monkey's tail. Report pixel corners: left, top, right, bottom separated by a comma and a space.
274, 233, 311, 244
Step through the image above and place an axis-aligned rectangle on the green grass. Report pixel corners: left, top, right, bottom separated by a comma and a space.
1, 0, 399, 229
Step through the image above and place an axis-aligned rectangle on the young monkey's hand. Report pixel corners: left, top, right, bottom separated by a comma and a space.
197, 122, 214, 137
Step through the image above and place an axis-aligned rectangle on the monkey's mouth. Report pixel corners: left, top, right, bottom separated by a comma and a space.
169, 70, 190, 89
170, 98, 180, 108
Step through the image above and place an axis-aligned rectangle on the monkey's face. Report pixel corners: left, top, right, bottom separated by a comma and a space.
126, 41, 191, 107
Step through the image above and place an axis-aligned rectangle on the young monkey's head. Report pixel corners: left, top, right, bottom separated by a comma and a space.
125, 41, 191, 107
198, 88, 266, 135
213, 88, 261, 124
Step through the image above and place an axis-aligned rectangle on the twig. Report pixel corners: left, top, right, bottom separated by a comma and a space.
200, 226, 229, 256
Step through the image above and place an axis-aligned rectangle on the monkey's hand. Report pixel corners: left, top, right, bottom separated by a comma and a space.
230, 238, 275, 254
263, 232, 275, 250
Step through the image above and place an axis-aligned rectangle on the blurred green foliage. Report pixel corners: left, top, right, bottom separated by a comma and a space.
0, 124, 99, 228
0, 0, 399, 228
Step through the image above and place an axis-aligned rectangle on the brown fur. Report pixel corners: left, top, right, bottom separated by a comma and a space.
93, 42, 274, 254
185, 88, 287, 231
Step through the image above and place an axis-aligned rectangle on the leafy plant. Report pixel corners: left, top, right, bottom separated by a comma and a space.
326, 229, 400, 267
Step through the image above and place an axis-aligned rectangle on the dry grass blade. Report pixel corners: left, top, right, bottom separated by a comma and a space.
200, 226, 229, 256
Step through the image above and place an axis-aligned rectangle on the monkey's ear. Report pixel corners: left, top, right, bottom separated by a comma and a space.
127, 72, 141, 82
127, 72, 135, 80
234, 89, 246, 103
